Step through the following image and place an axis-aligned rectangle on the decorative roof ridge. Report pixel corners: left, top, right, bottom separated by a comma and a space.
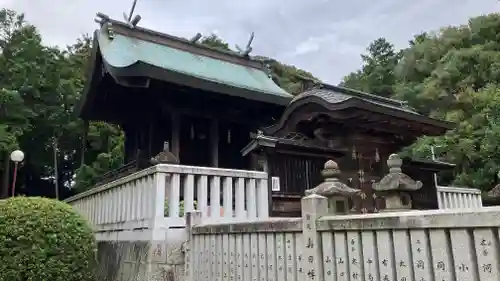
316, 83, 407, 109
402, 157, 456, 169
94, 12, 267, 70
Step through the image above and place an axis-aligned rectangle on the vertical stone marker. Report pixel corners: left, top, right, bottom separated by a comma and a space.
301, 194, 328, 281
185, 211, 202, 280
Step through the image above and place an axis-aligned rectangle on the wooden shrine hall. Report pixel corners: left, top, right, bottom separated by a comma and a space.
77, 13, 455, 216
79, 14, 291, 171
242, 84, 455, 215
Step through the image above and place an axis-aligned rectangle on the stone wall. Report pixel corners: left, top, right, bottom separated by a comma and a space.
96, 228, 187, 281
185, 195, 500, 281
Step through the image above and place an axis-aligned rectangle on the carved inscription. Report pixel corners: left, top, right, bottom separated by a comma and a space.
297, 254, 303, 273
285, 235, 294, 275
436, 261, 446, 272
479, 238, 493, 274
412, 237, 427, 276
305, 214, 312, 230
324, 255, 333, 276
153, 244, 162, 256
260, 252, 265, 273
303, 210, 320, 280
337, 257, 346, 279
306, 237, 314, 248
185, 247, 190, 277
350, 238, 356, 252
211, 240, 216, 278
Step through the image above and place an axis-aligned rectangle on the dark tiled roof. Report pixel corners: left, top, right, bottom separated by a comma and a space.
292, 84, 419, 115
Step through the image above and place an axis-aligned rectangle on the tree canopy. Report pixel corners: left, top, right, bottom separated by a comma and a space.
0, 10, 320, 198
342, 13, 500, 190
1, 8, 500, 197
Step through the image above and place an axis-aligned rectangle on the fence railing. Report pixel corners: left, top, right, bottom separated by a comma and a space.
186, 194, 500, 281
65, 164, 270, 235
436, 185, 483, 209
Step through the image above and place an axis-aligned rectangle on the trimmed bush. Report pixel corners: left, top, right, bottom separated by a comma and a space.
0, 197, 97, 281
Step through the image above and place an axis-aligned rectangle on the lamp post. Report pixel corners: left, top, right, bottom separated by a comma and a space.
10, 150, 24, 197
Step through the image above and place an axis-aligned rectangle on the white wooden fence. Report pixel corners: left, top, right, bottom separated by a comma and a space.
186, 195, 500, 281
65, 164, 270, 240
436, 185, 483, 209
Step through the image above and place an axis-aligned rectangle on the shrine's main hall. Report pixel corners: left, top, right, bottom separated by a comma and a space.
77, 13, 454, 216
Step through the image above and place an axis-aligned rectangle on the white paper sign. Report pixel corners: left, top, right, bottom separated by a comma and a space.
271, 177, 280, 191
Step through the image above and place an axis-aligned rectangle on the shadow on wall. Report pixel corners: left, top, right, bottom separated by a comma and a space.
98, 242, 146, 281
96, 240, 185, 281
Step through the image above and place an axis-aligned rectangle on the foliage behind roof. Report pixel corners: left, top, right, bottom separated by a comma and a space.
91, 14, 293, 105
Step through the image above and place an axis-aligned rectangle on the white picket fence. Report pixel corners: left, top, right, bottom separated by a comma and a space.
185, 195, 499, 281
436, 185, 483, 209
64, 164, 270, 241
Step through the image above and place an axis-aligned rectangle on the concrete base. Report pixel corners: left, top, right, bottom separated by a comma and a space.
95, 227, 187, 281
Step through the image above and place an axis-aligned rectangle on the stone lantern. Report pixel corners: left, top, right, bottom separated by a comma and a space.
372, 154, 422, 212
305, 160, 361, 215
150, 141, 179, 165
483, 170, 500, 205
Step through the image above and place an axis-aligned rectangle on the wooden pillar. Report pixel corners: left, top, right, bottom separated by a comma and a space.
80, 120, 89, 167
210, 118, 219, 167
171, 111, 180, 160
123, 126, 134, 163
148, 122, 153, 158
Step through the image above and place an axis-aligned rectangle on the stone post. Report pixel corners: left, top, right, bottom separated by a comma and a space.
305, 160, 361, 214
372, 154, 423, 212
301, 194, 328, 281
185, 210, 202, 280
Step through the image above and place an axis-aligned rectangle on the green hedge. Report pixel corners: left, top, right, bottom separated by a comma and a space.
0, 197, 97, 281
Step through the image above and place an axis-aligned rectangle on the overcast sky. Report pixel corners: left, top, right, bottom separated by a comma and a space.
1, 0, 499, 83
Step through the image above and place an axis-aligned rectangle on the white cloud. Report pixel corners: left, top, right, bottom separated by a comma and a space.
292, 37, 325, 56
0, 0, 498, 83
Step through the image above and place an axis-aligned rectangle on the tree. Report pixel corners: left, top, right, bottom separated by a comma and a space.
342, 13, 500, 191
0, 9, 39, 197
342, 38, 401, 97
200, 34, 231, 51
0, 8, 120, 198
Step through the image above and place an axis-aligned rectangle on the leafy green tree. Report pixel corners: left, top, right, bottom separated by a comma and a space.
0, 8, 120, 197
342, 38, 401, 97
0, 9, 39, 197
200, 34, 231, 51
343, 13, 500, 191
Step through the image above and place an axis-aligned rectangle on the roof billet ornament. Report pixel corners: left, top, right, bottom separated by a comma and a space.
122, 0, 142, 28
236, 32, 254, 57
94, 13, 114, 39
190, 33, 202, 43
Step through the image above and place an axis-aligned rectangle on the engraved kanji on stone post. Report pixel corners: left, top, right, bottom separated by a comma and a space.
301, 194, 328, 281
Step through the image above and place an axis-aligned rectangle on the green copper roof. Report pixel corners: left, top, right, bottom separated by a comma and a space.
96, 26, 293, 105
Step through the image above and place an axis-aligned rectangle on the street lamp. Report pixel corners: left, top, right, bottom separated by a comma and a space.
10, 150, 24, 197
